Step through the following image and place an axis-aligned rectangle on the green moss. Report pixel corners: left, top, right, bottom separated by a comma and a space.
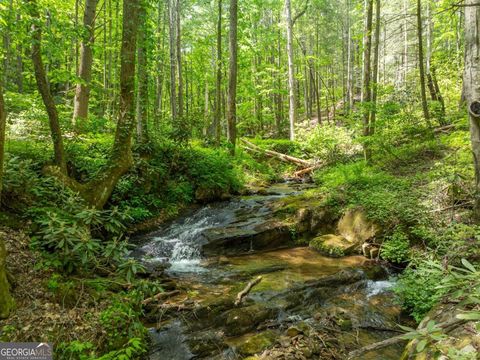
309, 235, 348, 258
0, 239, 15, 319
236, 330, 277, 356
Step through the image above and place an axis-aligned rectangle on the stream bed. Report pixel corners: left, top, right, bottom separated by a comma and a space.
133, 183, 410, 359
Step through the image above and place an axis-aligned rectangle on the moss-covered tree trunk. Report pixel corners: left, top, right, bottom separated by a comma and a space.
27, 0, 67, 173
31, 0, 141, 210
71, 0, 141, 209
0, 78, 13, 319
0, 237, 14, 319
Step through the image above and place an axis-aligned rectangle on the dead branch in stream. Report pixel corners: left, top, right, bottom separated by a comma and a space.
235, 276, 262, 306
347, 317, 467, 359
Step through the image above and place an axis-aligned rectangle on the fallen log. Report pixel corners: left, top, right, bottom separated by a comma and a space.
142, 290, 181, 306
433, 124, 455, 133
241, 139, 312, 167
235, 276, 262, 306
293, 164, 322, 177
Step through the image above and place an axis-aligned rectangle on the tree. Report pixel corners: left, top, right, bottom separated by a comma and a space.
0, 83, 14, 319
416, 0, 430, 123
168, 0, 177, 123
136, 1, 149, 144
370, 0, 381, 134
464, 0, 480, 217
214, 0, 223, 144
30, 0, 141, 209
285, 0, 296, 140
362, 0, 374, 161
72, 0, 99, 131
27, 0, 67, 173
226, 0, 238, 153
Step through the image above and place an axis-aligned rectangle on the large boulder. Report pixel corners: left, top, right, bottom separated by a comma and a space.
338, 208, 379, 244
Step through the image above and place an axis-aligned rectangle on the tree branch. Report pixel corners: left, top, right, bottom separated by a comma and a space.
292, 0, 309, 25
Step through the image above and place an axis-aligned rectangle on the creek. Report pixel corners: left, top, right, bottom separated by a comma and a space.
133, 183, 410, 359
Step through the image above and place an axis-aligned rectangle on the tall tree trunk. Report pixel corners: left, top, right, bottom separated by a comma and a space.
226, 0, 238, 154
0, 83, 14, 320
403, 0, 408, 87
425, 0, 446, 123
43, 0, 141, 210
370, 0, 381, 135
72, 0, 99, 131
214, 0, 223, 144
285, 0, 296, 140
136, 3, 149, 144
168, 0, 177, 123
27, 0, 67, 173
154, 1, 166, 125
464, 0, 480, 217
362, 0, 374, 161
176, 0, 184, 120
416, 0, 430, 123
0, 83, 5, 201
346, 0, 354, 112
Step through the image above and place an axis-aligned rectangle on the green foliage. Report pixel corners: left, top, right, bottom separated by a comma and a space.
298, 124, 359, 163
314, 162, 430, 236
99, 300, 148, 352
399, 320, 447, 354
395, 259, 448, 322
380, 230, 411, 263
396, 258, 480, 322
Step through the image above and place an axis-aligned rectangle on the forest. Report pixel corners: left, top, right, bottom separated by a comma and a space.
0, 0, 480, 358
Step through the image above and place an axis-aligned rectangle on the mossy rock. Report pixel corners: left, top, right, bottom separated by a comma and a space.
309, 234, 354, 257
236, 330, 277, 356
222, 304, 278, 336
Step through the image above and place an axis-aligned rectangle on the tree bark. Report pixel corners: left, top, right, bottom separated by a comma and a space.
42, 0, 141, 210
136, 2, 149, 144
214, 0, 223, 144
226, 0, 238, 154
464, 0, 480, 217
362, 0, 374, 161
168, 0, 177, 123
370, 0, 381, 136
72, 0, 99, 131
176, 0, 184, 120
285, 0, 296, 140
417, 0, 431, 123
27, 0, 67, 173
0, 85, 13, 317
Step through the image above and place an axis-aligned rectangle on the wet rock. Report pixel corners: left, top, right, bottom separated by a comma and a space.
222, 304, 279, 336
235, 330, 277, 356
195, 187, 231, 203
186, 330, 227, 357
202, 220, 294, 256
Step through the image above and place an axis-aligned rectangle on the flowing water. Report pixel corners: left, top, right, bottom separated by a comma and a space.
134, 183, 410, 360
